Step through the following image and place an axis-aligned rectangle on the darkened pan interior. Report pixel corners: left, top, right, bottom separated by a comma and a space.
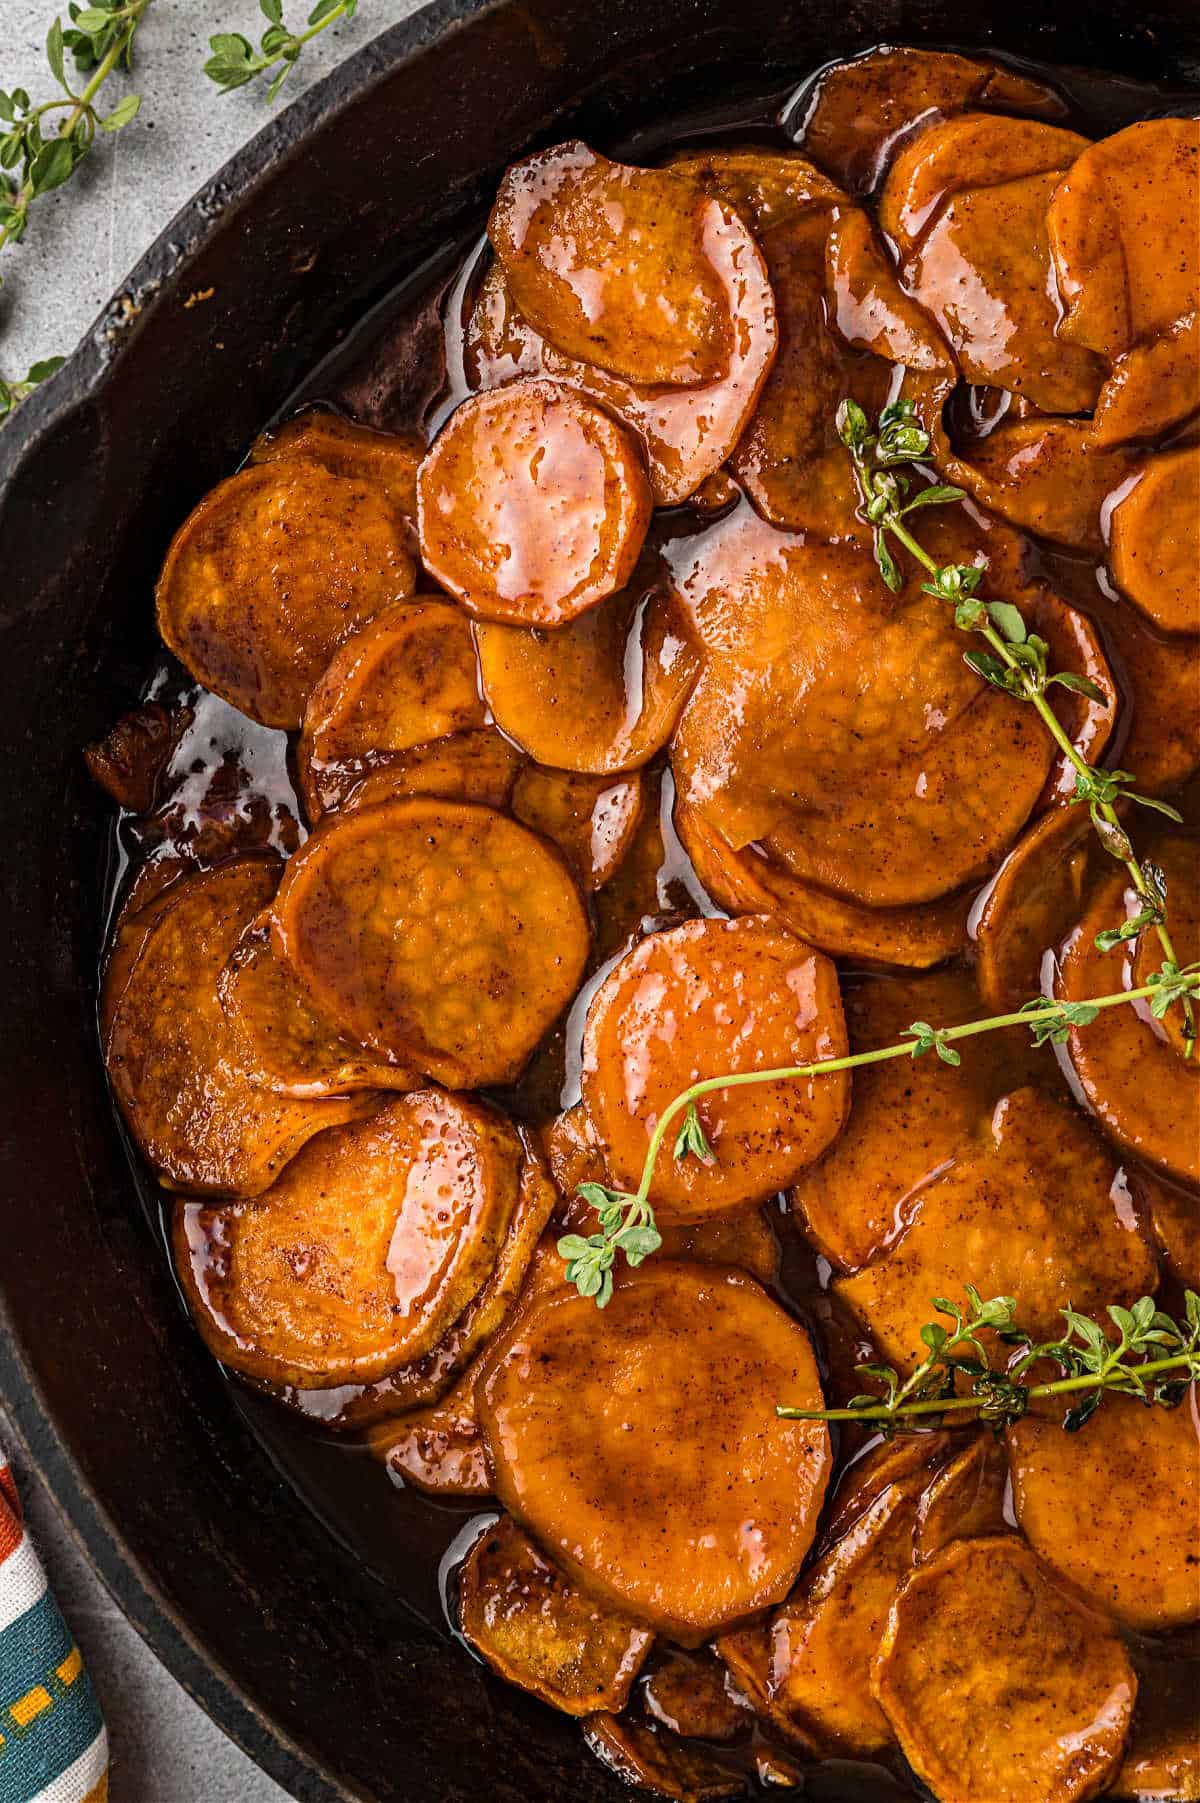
0, 0, 1195, 1797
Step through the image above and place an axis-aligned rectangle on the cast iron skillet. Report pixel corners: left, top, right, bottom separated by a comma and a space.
0, 1, 1195, 1797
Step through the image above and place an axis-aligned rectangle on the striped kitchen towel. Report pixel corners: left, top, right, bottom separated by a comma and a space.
0, 1451, 107, 1803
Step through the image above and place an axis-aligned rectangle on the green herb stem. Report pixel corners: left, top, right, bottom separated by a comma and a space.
777, 1352, 1196, 1423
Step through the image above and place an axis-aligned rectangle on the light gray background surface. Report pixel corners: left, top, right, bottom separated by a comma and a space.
0, 0, 423, 1795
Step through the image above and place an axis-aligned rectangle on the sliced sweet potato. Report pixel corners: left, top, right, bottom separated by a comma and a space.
1062, 839, 1200, 1187
173, 1088, 523, 1388
583, 1716, 742, 1802
944, 419, 1138, 555
489, 142, 733, 386
249, 406, 422, 522
642, 1650, 748, 1743
797, 47, 1066, 194
662, 144, 845, 231
155, 461, 416, 728
417, 379, 651, 627
1007, 1391, 1200, 1632
674, 798, 973, 969
1113, 1640, 1200, 1801
459, 1513, 652, 1716
789, 965, 1045, 1271
1137, 1166, 1200, 1287
873, 1536, 1137, 1803
511, 766, 642, 891
824, 206, 953, 370
272, 797, 590, 1088
880, 116, 1103, 412
713, 1626, 819, 1755
819, 1433, 953, 1547
366, 1356, 491, 1496
837, 1086, 1158, 1368
305, 1131, 558, 1429
334, 729, 523, 818
104, 859, 375, 1195
475, 559, 701, 774
219, 912, 419, 1098
466, 237, 776, 508
973, 805, 1094, 1012
297, 599, 487, 819
85, 700, 187, 814
1110, 449, 1200, 637
770, 1454, 933, 1753
912, 1433, 1008, 1562
478, 1263, 831, 1643
1049, 118, 1200, 360
1093, 311, 1200, 449
581, 916, 849, 1219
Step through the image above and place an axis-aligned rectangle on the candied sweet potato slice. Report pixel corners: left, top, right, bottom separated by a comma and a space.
475, 560, 700, 774
478, 1263, 831, 1643
85, 700, 187, 814
790, 965, 1044, 1270
490, 142, 733, 387
662, 144, 845, 231
511, 766, 642, 891
466, 239, 776, 509
1007, 1392, 1200, 1632
642, 1650, 748, 1744
1061, 839, 1200, 1187
581, 916, 849, 1219
273, 797, 589, 1089
912, 1433, 1008, 1562
1110, 449, 1200, 637
173, 1089, 523, 1387
1093, 311, 1200, 449
249, 406, 422, 522
297, 599, 487, 819
873, 1537, 1137, 1803
973, 805, 1093, 1012
459, 1513, 652, 1715
219, 913, 419, 1099
1138, 1166, 1200, 1287
825, 207, 953, 370
104, 859, 374, 1195
367, 1357, 491, 1496
156, 461, 416, 728
797, 47, 1065, 195
1049, 118, 1200, 361
584, 1716, 742, 1802
713, 1626, 819, 1756
417, 379, 651, 627
943, 419, 1137, 555
880, 116, 1102, 412
1114, 1640, 1200, 1802
837, 1086, 1157, 1368
334, 729, 523, 818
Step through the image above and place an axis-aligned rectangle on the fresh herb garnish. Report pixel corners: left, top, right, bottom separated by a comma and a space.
777, 1288, 1200, 1434
559, 974, 1200, 1305
204, 0, 359, 101
838, 396, 1195, 1058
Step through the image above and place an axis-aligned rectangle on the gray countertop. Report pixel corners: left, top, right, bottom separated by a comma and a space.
0, 0, 423, 1795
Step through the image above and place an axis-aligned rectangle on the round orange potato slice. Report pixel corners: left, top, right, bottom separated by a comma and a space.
478, 1263, 831, 1644
489, 141, 733, 387
836, 1086, 1158, 1369
641, 1649, 749, 1743
911, 1433, 1008, 1564
1007, 1391, 1200, 1632
873, 1536, 1137, 1803
417, 380, 651, 627
272, 797, 590, 1089
1061, 838, 1200, 1188
466, 240, 776, 509
1049, 118, 1200, 362
219, 912, 419, 1099
662, 144, 846, 232
475, 560, 700, 773
459, 1513, 653, 1716
155, 460, 417, 728
796, 46, 1066, 194
880, 116, 1103, 413
1109, 449, 1200, 637
172, 1088, 523, 1388
944, 419, 1138, 555
972, 805, 1093, 1012
824, 207, 954, 370
104, 858, 376, 1196
1092, 311, 1200, 449
584, 1715, 743, 1801
581, 916, 849, 1219
511, 766, 641, 891
297, 599, 487, 819
333, 729, 524, 818
249, 406, 422, 523
367, 1354, 491, 1496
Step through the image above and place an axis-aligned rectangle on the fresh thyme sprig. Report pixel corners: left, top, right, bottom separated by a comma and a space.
777, 1287, 1200, 1434
204, 0, 359, 101
558, 974, 1200, 1305
837, 396, 1194, 1057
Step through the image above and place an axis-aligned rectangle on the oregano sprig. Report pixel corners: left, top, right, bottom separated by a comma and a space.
204, 0, 358, 101
777, 1288, 1200, 1434
558, 973, 1200, 1305
837, 397, 1194, 1057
